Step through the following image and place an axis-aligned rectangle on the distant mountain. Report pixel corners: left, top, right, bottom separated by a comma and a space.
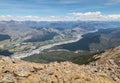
0, 21, 120, 42
55, 28, 120, 52
89, 28, 120, 51
2, 21, 120, 30
0, 21, 59, 42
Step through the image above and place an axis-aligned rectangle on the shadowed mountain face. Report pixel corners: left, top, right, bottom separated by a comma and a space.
55, 28, 120, 52
55, 33, 101, 51
0, 49, 13, 56
0, 34, 11, 41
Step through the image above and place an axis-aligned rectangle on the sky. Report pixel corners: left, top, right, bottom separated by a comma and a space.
0, 0, 120, 21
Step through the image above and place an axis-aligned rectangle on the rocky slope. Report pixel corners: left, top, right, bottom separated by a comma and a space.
0, 46, 120, 83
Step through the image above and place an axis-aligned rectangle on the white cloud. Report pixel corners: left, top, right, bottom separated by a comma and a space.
70, 12, 102, 20
0, 12, 120, 21
70, 12, 120, 21
71, 11, 102, 16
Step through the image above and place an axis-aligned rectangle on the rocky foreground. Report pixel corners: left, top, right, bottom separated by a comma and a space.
0, 46, 120, 83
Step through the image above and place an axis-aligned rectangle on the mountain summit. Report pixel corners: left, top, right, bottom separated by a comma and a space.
0, 46, 120, 83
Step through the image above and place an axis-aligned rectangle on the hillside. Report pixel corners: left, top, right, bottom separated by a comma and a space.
56, 28, 120, 52
0, 46, 120, 83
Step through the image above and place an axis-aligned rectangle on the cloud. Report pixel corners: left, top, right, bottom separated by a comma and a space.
70, 12, 120, 21
69, 12, 103, 21
70, 12, 102, 17
0, 12, 120, 21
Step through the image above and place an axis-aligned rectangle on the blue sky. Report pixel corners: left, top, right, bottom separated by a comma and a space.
0, 0, 120, 21
0, 0, 120, 16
